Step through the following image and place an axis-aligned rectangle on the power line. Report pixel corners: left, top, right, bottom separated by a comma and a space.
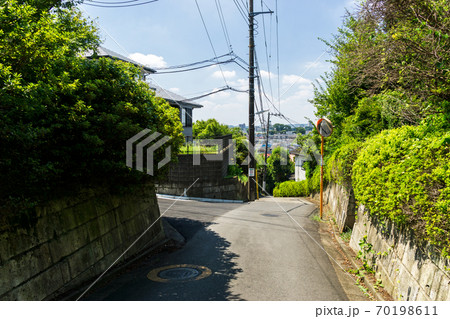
232, 0, 249, 25
86, 0, 140, 4
254, 52, 267, 128
181, 86, 248, 102
195, 0, 229, 87
240, 0, 249, 13
154, 59, 237, 74
275, 0, 281, 112
216, 0, 232, 51
261, 0, 274, 100
83, 0, 158, 8
153, 53, 232, 70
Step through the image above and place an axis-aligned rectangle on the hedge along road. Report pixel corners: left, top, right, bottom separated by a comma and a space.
82, 197, 367, 301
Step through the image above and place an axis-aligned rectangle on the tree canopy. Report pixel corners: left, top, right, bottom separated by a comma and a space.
0, 0, 184, 207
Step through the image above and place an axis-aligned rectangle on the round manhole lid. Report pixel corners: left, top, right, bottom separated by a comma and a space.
147, 264, 212, 283
158, 267, 201, 280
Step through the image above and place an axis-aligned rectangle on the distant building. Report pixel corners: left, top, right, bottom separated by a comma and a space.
239, 123, 246, 131
294, 153, 308, 182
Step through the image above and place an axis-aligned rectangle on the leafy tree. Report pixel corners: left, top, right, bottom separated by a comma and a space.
265, 146, 294, 193
272, 123, 292, 133
193, 119, 234, 139
295, 127, 306, 135
0, 1, 184, 206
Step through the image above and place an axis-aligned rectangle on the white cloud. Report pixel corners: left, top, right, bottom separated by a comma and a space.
190, 72, 317, 126
129, 52, 167, 68
260, 70, 277, 79
282, 74, 312, 87
303, 60, 331, 75
169, 87, 180, 93
212, 70, 236, 79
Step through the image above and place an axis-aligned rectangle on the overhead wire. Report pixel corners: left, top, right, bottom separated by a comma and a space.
153, 53, 231, 70
79, 7, 199, 124
232, 0, 249, 25
181, 86, 248, 102
275, 0, 281, 112
154, 59, 237, 74
240, 0, 249, 13
85, 0, 140, 4
84, 0, 158, 8
254, 52, 267, 129
261, 0, 274, 100
194, 0, 229, 87
216, 0, 232, 51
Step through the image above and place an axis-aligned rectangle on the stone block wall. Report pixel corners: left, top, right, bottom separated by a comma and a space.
0, 184, 164, 300
350, 207, 450, 301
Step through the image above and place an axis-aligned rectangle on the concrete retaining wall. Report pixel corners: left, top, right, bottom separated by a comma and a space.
314, 182, 356, 232
0, 184, 163, 300
326, 183, 356, 232
350, 206, 450, 301
156, 153, 248, 201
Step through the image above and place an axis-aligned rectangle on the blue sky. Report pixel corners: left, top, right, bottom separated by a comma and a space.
80, 0, 357, 126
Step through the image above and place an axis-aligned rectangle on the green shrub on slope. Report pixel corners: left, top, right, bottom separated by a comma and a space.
273, 180, 309, 197
352, 125, 450, 255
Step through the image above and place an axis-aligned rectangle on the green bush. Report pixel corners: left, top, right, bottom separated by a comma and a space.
273, 180, 309, 197
352, 124, 450, 256
0, 2, 184, 207
307, 163, 331, 195
264, 146, 294, 194
326, 139, 362, 186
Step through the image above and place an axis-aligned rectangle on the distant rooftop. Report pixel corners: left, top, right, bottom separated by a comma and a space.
83, 46, 156, 74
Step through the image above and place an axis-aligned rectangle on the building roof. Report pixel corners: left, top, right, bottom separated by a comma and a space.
149, 83, 203, 109
83, 46, 202, 109
83, 46, 156, 74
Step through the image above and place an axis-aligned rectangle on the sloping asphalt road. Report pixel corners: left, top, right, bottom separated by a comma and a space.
83, 197, 364, 301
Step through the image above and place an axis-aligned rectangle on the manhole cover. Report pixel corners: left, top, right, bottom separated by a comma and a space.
147, 264, 212, 283
158, 267, 200, 280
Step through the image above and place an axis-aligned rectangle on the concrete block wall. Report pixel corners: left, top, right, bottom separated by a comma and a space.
0, 184, 164, 300
157, 153, 248, 201
350, 207, 450, 301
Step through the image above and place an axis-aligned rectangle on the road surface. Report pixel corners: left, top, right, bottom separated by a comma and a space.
82, 197, 367, 301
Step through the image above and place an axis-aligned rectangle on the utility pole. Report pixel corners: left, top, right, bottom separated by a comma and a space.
248, 1, 273, 201
248, 0, 256, 201
262, 112, 270, 192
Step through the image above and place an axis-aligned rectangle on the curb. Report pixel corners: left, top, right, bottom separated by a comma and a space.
157, 194, 245, 204
162, 218, 186, 248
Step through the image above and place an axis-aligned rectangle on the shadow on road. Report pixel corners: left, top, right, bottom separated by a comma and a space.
83, 217, 244, 301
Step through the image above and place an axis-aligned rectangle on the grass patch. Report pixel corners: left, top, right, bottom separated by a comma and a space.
340, 227, 352, 243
